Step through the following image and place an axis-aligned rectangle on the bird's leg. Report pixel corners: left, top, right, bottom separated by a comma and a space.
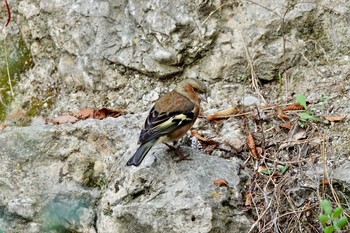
164, 142, 177, 153
163, 142, 192, 162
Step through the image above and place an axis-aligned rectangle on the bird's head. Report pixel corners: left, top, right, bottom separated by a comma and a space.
176, 78, 208, 104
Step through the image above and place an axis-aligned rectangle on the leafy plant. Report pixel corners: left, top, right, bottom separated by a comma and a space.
296, 94, 331, 124
318, 199, 348, 233
296, 94, 318, 121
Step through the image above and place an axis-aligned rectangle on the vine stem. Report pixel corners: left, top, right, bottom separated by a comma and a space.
5, 0, 11, 27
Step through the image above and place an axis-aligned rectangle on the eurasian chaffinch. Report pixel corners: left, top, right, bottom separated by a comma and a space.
126, 78, 207, 166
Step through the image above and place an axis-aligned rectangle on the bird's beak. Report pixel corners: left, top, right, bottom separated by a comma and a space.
199, 93, 208, 103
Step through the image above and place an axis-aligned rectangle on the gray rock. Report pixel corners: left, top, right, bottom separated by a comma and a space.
7, 198, 36, 219
332, 161, 350, 184
98, 148, 250, 233
0, 114, 251, 232
4, 0, 350, 117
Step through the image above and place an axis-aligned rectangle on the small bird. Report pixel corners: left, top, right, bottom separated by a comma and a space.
126, 78, 207, 166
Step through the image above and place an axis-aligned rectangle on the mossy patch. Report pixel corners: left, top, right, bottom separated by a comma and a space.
24, 96, 54, 118
290, 10, 332, 63
0, 36, 34, 122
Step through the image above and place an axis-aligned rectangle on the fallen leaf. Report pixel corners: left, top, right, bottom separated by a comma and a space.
258, 165, 274, 175
74, 108, 94, 119
47, 114, 79, 125
256, 146, 263, 158
0, 124, 5, 131
276, 107, 289, 120
213, 179, 229, 187
244, 191, 253, 207
191, 130, 220, 145
324, 116, 345, 122
247, 132, 259, 159
280, 122, 293, 130
206, 107, 238, 121
284, 103, 304, 111
94, 108, 127, 120
46, 108, 127, 125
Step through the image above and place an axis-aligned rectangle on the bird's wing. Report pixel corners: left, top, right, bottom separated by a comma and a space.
138, 106, 195, 144
138, 91, 198, 144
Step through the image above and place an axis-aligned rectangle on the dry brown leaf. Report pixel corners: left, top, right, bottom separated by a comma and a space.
0, 124, 5, 131
276, 107, 289, 120
283, 103, 304, 111
324, 116, 345, 122
280, 122, 293, 130
74, 108, 94, 119
191, 130, 220, 145
47, 114, 79, 125
206, 107, 238, 121
94, 108, 127, 120
244, 191, 253, 207
256, 146, 263, 158
213, 178, 229, 187
47, 108, 127, 125
247, 132, 258, 159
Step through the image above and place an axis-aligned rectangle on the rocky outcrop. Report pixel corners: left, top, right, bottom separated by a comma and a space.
0, 115, 250, 232
4, 0, 349, 116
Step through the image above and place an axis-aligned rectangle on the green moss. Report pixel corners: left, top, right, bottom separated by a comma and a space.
290, 11, 332, 63
25, 96, 54, 117
0, 36, 34, 121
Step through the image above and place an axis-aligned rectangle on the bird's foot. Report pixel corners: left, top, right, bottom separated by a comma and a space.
163, 143, 192, 162
174, 153, 192, 163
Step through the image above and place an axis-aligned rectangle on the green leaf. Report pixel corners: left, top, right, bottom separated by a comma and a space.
280, 164, 289, 175
296, 94, 307, 109
335, 216, 348, 229
260, 169, 274, 175
300, 112, 317, 121
324, 226, 335, 233
323, 119, 330, 124
332, 207, 343, 218
321, 199, 333, 215
319, 214, 331, 224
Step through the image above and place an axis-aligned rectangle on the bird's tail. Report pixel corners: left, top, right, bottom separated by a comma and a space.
126, 140, 157, 166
